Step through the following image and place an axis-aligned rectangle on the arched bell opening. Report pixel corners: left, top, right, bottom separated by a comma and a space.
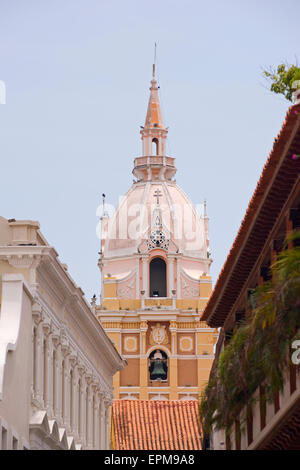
149, 257, 167, 297
148, 349, 168, 382
152, 138, 159, 156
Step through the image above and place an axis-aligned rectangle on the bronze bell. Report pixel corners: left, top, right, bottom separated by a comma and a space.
151, 360, 166, 380
150, 351, 167, 380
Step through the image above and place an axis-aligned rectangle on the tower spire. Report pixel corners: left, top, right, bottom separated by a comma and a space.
139, 51, 168, 157
144, 47, 164, 130
152, 42, 157, 79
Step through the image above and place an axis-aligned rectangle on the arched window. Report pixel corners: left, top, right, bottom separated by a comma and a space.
152, 138, 159, 156
150, 257, 166, 297
149, 349, 168, 381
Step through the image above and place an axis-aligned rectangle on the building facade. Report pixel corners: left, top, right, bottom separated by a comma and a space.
97, 66, 218, 401
202, 90, 300, 450
0, 217, 125, 450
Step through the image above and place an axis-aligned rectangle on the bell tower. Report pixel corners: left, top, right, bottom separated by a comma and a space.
140, 64, 168, 157
96, 63, 218, 401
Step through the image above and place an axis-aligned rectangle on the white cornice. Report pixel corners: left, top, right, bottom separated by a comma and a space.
0, 244, 125, 374
123, 354, 214, 359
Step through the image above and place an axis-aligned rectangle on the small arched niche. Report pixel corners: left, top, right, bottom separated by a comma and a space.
148, 349, 168, 382
152, 138, 159, 156
149, 257, 166, 297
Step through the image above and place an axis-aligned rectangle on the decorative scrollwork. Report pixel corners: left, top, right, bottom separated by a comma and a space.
147, 230, 169, 251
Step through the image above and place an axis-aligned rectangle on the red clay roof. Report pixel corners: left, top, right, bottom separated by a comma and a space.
112, 400, 202, 450
202, 103, 300, 327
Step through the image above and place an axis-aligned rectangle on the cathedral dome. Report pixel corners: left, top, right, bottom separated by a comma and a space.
98, 65, 211, 296
102, 179, 208, 261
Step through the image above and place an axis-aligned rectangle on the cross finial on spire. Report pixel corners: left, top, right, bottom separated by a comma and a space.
144, 44, 164, 130
101, 193, 107, 218
152, 42, 157, 79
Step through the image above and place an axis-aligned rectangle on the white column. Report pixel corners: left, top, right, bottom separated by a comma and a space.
176, 257, 181, 298
93, 387, 100, 449
104, 394, 111, 450
99, 393, 105, 449
62, 353, 71, 432
79, 374, 86, 446
34, 321, 44, 406
170, 322, 177, 355
136, 257, 140, 299
55, 344, 63, 424
42, 322, 53, 416
31, 323, 36, 401
142, 255, 148, 297
140, 321, 148, 355
86, 379, 93, 449
32, 302, 42, 402
168, 255, 175, 297
52, 338, 61, 421
70, 361, 79, 439
105, 401, 110, 450
49, 338, 54, 418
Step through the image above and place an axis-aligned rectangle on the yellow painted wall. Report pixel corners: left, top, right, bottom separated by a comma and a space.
103, 281, 117, 298
99, 295, 218, 400
120, 358, 140, 386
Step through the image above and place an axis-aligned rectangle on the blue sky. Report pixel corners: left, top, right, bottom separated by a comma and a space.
0, 0, 299, 301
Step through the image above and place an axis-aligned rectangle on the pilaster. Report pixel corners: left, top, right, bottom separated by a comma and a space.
139, 321, 148, 399
142, 255, 148, 296
93, 385, 100, 449
42, 320, 53, 417
99, 392, 105, 449
61, 341, 71, 432
32, 314, 44, 407
168, 255, 175, 297
86, 374, 93, 449
52, 333, 61, 423
78, 368, 86, 446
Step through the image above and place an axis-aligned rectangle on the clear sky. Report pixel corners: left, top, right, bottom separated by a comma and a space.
0, 0, 299, 302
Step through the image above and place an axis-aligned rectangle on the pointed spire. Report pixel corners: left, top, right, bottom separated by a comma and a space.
144, 48, 164, 129
140, 49, 169, 158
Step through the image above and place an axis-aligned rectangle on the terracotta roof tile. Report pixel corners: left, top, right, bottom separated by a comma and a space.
112, 400, 202, 450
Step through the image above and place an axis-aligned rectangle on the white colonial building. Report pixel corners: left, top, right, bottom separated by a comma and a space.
0, 217, 125, 450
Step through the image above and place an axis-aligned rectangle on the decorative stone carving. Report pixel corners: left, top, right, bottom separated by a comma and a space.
140, 321, 148, 331
42, 318, 52, 337
124, 336, 137, 353
147, 229, 169, 251
181, 278, 199, 298
149, 323, 168, 345
77, 362, 86, 377
51, 333, 60, 348
32, 301, 42, 325
179, 336, 193, 352
117, 278, 135, 299
69, 351, 78, 367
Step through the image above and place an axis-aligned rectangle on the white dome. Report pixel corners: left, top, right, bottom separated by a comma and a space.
103, 180, 207, 260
